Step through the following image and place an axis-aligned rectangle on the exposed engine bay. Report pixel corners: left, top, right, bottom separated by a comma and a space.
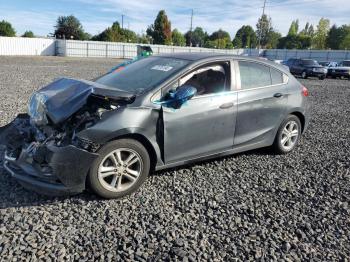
3, 78, 136, 157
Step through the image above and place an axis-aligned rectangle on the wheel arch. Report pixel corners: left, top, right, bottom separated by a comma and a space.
108, 133, 158, 172
289, 111, 305, 133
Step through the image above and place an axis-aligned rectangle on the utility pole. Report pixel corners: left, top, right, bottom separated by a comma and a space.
122, 14, 124, 29
189, 9, 193, 47
257, 0, 267, 56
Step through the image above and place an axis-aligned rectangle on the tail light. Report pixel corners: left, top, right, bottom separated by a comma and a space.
302, 86, 309, 97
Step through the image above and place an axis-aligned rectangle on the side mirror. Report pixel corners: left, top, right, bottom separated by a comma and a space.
155, 85, 197, 109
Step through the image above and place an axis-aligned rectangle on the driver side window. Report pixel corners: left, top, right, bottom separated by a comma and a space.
165, 62, 230, 97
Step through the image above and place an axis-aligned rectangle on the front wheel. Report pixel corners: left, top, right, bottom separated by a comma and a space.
88, 139, 150, 199
301, 71, 308, 79
319, 75, 325, 80
273, 115, 302, 154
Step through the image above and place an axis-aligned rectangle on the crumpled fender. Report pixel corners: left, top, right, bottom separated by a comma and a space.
76, 106, 164, 166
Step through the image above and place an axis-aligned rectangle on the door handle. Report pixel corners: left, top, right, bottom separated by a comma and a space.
219, 102, 234, 109
273, 93, 284, 98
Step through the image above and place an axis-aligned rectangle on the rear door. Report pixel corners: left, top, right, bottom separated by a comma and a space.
161, 61, 238, 163
234, 60, 289, 146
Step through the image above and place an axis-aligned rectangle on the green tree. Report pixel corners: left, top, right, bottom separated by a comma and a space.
54, 15, 88, 40
288, 19, 299, 36
121, 28, 138, 43
300, 22, 314, 37
232, 25, 257, 48
277, 34, 311, 49
256, 14, 271, 48
340, 33, 350, 49
172, 29, 185, 46
146, 10, 172, 45
327, 24, 350, 50
0, 20, 16, 36
266, 30, 282, 49
92, 22, 137, 43
313, 18, 330, 49
22, 31, 34, 38
256, 14, 281, 49
185, 27, 208, 47
205, 29, 232, 49
137, 33, 152, 44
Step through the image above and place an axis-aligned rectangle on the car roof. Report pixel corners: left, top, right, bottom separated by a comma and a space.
154, 52, 243, 61
153, 52, 290, 73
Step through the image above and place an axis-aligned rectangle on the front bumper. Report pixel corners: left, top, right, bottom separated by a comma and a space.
3, 144, 98, 196
307, 71, 326, 77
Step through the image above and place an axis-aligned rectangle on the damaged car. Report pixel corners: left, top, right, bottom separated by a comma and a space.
0, 53, 310, 199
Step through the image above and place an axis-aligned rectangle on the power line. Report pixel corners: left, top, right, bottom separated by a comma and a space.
265, 0, 325, 7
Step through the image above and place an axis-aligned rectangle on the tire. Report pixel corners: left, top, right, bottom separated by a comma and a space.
273, 115, 302, 154
88, 139, 150, 199
301, 71, 307, 79
319, 75, 325, 80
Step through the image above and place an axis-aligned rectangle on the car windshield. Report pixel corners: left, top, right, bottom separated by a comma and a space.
319, 62, 328, 66
341, 61, 350, 66
95, 57, 190, 94
302, 60, 319, 66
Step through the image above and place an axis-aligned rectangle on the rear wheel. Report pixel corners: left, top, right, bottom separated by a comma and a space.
88, 139, 150, 199
273, 115, 301, 154
319, 75, 325, 80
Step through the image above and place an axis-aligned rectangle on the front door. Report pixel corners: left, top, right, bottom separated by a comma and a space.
161, 61, 237, 164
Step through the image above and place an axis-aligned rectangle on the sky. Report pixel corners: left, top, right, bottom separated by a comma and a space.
0, 0, 349, 38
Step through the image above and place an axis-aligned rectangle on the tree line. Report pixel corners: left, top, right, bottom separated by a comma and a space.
0, 10, 349, 50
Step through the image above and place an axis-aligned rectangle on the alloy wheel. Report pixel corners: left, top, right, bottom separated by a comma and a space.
98, 148, 143, 192
280, 120, 299, 151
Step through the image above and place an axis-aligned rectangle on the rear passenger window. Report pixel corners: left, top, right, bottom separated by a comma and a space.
270, 67, 284, 85
238, 61, 271, 89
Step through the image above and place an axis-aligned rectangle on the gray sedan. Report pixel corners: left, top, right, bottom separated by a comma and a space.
0, 53, 310, 199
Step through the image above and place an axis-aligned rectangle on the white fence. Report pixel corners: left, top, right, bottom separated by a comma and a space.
264, 49, 350, 62
56, 39, 259, 58
1, 37, 350, 62
0, 37, 56, 56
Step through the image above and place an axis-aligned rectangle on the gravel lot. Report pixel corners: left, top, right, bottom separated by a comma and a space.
0, 56, 349, 261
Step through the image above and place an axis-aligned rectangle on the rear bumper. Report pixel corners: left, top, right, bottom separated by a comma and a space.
3, 145, 98, 196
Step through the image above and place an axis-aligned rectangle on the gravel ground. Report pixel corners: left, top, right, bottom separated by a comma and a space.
0, 56, 349, 261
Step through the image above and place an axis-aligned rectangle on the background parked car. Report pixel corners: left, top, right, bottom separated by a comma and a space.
285, 58, 327, 80
318, 61, 338, 77
327, 60, 350, 79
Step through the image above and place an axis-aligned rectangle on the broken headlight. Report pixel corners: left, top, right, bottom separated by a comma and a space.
28, 92, 49, 126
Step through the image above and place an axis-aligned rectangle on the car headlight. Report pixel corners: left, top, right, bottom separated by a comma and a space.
28, 92, 49, 126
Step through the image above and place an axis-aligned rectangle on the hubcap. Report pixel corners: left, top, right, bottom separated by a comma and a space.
281, 120, 299, 151
98, 148, 143, 192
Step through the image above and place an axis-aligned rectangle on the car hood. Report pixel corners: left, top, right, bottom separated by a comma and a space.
28, 77, 135, 125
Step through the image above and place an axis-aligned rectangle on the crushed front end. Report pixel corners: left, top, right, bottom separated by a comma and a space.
0, 78, 134, 196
